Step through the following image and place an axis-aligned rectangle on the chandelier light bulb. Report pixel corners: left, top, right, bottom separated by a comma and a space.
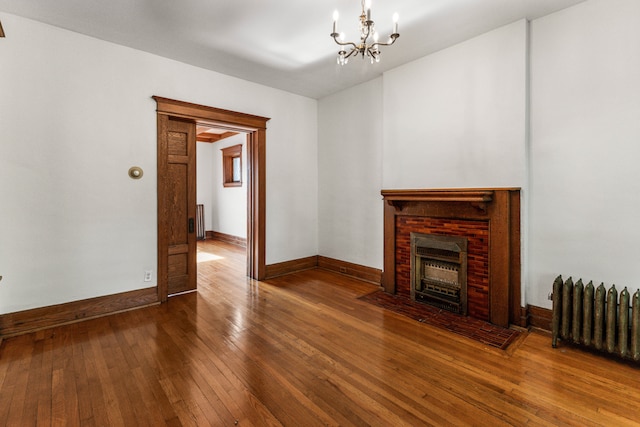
393, 13, 399, 34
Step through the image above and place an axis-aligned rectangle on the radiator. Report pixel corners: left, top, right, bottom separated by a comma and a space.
196, 204, 206, 241
551, 275, 640, 362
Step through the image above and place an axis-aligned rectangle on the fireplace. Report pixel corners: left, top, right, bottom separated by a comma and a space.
381, 189, 522, 328
411, 233, 468, 315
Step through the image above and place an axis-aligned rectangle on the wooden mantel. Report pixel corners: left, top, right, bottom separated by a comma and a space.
382, 189, 495, 203
381, 188, 522, 328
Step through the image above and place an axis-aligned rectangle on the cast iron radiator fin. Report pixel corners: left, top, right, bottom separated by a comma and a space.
196, 204, 206, 241
551, 275, 640, 362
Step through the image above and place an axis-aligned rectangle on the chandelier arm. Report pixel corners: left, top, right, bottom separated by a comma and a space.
332, 34, 358, 50
371, 35, 400, 49
345, 48, 359, 59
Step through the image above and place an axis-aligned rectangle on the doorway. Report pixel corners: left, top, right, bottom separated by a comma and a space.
154, 96, 270, 302
196, 126, 248, 253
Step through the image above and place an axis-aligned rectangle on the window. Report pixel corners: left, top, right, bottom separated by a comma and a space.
221, 144, 242, 187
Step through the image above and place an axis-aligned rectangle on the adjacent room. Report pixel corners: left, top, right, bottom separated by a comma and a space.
1, 0, 640, 425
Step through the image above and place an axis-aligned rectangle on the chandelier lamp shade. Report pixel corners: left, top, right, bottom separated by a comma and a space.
331, 0, 399, 65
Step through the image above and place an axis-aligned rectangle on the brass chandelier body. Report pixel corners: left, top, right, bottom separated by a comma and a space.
331, 0, 399, 65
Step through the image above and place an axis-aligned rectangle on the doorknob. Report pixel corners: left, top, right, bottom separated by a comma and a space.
189, 218, 195, 233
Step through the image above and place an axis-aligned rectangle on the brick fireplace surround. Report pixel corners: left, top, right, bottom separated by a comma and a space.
381, 189, 522, 328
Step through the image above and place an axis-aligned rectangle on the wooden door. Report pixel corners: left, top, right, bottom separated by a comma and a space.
157, 115, 197, 300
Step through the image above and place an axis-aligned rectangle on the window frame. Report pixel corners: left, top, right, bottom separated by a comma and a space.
221, 144, 243, 187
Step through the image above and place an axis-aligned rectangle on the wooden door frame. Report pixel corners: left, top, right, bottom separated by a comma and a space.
154, 96, 270, 302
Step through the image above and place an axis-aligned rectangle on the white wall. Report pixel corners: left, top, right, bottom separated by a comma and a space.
380, 19, 529, 305
0, 13, 317, 314
196, 142, 215, 232
382, 20, 528, 189
211, 134, 247, 238
197, 135, 248, 238
318, 78, 384, 268
316, 21, 529, 274
528, 0, 640, 308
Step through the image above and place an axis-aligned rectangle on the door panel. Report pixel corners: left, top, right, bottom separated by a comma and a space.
158, 115, 197, 299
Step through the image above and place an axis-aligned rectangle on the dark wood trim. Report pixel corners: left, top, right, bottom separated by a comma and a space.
381, 188, 521, 328
263, 255, 383, 284
197, 131, 237, 143
208, 231, 247, 248
527, 304, 552, 331
221, 143, 243, 187
489, 190, 510, 327
0, 287, 158, 338
156, 113, 169, 302
509, 191, 524, 327
317, 256, 383, 285
246, 129, 267, 280
153, 96, 269, 131
265, 256, 319, 279
154, 96, 269, 283
381, 189, 495, 204
382, 201, 397, 293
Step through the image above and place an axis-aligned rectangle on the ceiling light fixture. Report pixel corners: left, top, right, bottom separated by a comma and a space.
331, 0, 399, 65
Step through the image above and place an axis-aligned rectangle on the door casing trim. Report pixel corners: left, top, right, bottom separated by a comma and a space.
154, 96, 270, 302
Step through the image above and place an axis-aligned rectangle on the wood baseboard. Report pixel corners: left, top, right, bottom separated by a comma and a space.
264, 255, 383, 286
207, 231, 247, 248
317, 256, 382, 285
527, 304, 552, 331
0, 287, 158, 338
265, 256, 318, 279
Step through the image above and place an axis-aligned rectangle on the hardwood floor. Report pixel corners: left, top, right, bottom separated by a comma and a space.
1, 239, 639, 426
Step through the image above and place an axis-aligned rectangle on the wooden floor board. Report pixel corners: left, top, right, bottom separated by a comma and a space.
2, 239, 640, 426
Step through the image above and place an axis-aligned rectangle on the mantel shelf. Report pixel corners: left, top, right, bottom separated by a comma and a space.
381, 189, 495, 203
381, 189, 499, 213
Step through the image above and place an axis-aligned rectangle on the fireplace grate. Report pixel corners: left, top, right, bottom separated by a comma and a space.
411, 232, 468, 315
414, 292, 459, 313
422, 278, 460, 298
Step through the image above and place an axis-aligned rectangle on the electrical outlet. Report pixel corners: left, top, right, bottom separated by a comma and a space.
144, 270, 152, 282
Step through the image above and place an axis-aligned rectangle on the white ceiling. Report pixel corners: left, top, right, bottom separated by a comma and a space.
0, 0, 585, 99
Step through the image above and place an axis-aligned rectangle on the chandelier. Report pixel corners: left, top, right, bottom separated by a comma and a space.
331, 0, 399, 65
